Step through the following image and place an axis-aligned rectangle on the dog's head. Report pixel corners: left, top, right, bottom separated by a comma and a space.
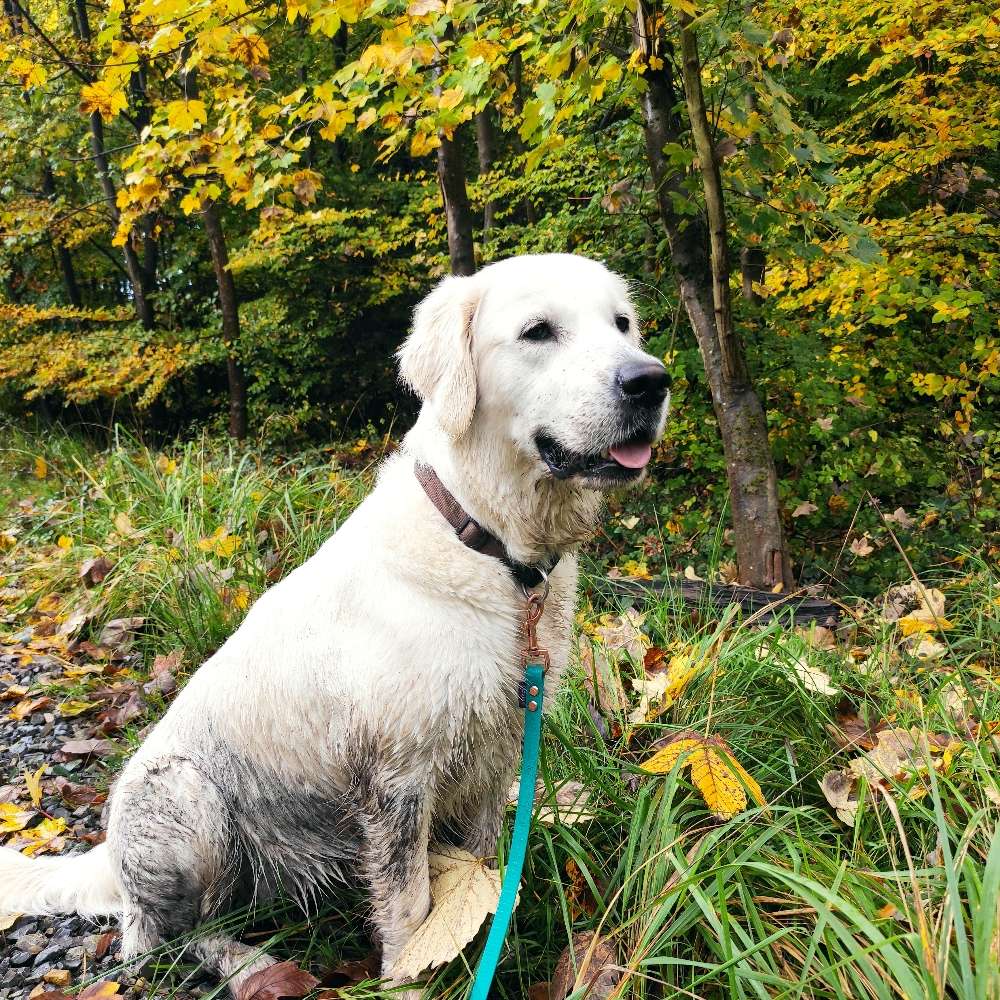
398, 253, 669, 490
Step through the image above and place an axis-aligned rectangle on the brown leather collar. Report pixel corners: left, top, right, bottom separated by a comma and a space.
414, 461, 558, 589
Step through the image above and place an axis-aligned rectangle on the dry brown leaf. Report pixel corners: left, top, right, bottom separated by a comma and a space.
9, 696, 52, 721
536, 781, 594, 826
57, 738, 115, 758
819, 770, 859, 826
792, 501, 818, 518
97, 617, 145, 652
849, 534, 874, 557
236, 961, 318, 1000
578, 636, 628, 716
0, 911, 20, 931
79, 557, 114, 587
391, 846, 502, 981
759, 640, 837, 696
550, 930, 621, 1000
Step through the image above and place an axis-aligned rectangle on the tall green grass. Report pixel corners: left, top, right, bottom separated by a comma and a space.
2, 424, 998, 999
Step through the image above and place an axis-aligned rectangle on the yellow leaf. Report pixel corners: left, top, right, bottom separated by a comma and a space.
410, 130, 440, 157
166, 99, 207, 131
9, 57, 48, 89
57, 535, 73, 550
24, 764, 45, 808
11, 816, 67, 856
408, 0, 444, 13
0, 803, 35, 834
688, 746, 747, 819
79, 81, 127, 120
59, 699, 100, 717
155, 455, 178, 475
717, 749, 767, 810
0, 531, 15, 550
438, 86, 464, 111
640, 737, 702, 775
356, 107, 377, 130
230, 32, 269, 66
34, 456, 47, 479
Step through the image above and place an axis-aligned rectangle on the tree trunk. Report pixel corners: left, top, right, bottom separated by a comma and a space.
201, 201, 248, 440
741, 245, 766, 303
87, 112, 154, 329
436, 129, 476, 276
634, 5, 792, 590
509, 51, 536, 225
41, 166, 82, 307
474, 108, 498, 231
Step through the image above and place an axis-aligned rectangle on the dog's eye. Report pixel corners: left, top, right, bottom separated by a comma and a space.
615, 314, 630, 334
521, 321, 555, 343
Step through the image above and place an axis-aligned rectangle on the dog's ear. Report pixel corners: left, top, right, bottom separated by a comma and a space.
398, 274, 479, 439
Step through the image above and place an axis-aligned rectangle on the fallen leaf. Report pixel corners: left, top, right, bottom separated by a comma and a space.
578, 636, 628, 716
43, 971, 71, 988
112, 513, 137, 539
819, 770, 859, 826
684, 564, 704, 582
24, 764, 45, 808
236, 961, 319, 1000
0, 911, 20, 931
792, 501, 818, 517
97, 617, 145, 652
882, 583, 945, 623
79, 557, 114, 587
1, 684, 28, 701
815, 416, 834, 431
8, 816, 68, 856
759, 640, 837, 696
58, 700, 100, 717
78, 983, 121, 1000
9, 696, 52, 721
884, 507, 915, 530
391, 846, 502, 980
94, 931, 118, 960
151, 649, 183, 676
34, 456, 48, 479
58, 738, 115, 758
319, 952, 378, 989
850, 534, 874, 557
549, 930, 621, 1000
0, 803, 35, 833
536, 781, 594, 826
641, 731, 765, 819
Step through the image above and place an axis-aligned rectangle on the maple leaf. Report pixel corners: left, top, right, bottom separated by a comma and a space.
166, 100, 207, 131
8, 816, 67, 856
850, 534, 874, 557
391, 846, 502, 980
80, 82, 127, 121
641, 732, 765, 819
230, 32, 269, 67
236, 961, 318, 1000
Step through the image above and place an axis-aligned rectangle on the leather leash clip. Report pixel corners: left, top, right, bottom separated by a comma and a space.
518, 578, 550, 709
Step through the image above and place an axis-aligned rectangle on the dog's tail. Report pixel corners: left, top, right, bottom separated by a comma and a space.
0, 844, 122, 917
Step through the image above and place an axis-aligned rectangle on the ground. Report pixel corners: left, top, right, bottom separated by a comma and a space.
1, 425, 999, 1000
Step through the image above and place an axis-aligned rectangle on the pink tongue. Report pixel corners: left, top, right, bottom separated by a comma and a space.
609, 442, 652, 469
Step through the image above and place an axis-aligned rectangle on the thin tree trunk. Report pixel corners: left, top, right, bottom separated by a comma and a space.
179, 57, 248, 439
436, 130, 476, 275
634, 4, 791, 590
509, 51, 536, 225
201, 202, 248, 440
41, 166, 82, 307
54, 0, 154, 328
88, 111, 154, 329
741, 245, 766, 303
474, 108, 498, 231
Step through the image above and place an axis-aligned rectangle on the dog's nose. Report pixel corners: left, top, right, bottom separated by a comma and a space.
617, 360, 671, 405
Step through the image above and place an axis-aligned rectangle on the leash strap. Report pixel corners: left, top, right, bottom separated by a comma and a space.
469, 660, 545, 1000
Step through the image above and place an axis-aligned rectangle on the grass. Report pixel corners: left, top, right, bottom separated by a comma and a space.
2, 421, 999, 999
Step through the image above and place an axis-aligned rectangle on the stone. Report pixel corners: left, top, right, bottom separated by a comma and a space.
8, 952, 31, 968
42, 969, 71, 987
16, 934, 47, 955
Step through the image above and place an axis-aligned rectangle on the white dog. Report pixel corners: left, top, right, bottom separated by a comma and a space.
0, 253, 670, 993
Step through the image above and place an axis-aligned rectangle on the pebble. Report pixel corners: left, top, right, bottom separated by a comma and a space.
16, 934, 47, 956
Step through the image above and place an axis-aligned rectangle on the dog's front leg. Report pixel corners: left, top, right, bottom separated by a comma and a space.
460, 770, 512, 860
359, 786, 432, 984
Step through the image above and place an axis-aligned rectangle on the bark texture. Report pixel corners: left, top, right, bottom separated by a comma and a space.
474, 108, 498, 231
634, 4, 792, 590
436, 129, 476, 276
201, 202, 248, 440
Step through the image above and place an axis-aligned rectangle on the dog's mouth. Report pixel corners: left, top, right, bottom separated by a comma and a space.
535, 432, 654, 483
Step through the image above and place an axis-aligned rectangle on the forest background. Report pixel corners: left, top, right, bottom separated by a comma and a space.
1, 0, 997, 592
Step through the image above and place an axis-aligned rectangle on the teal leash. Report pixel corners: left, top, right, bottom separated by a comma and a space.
470, 592, 549, 1000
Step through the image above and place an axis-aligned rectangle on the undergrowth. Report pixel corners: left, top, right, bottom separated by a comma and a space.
1, 424, 999, 999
